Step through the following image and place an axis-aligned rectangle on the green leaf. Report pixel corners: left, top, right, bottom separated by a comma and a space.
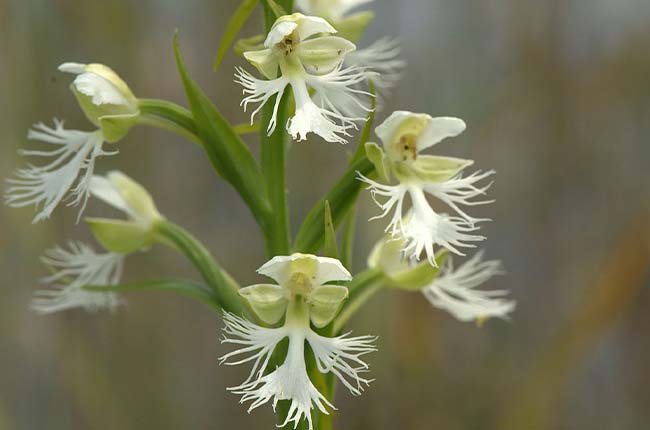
84, 278, 221, 312
213, 0, 259, 73
294, 156, 374, 254
153, 220, 248, 316
261, 0, 286, 18
233, 122, 261, 135
365, 141, 390, 181
323, 200, 338, 258
234, 34, 266, 57
173, 33, 271, 225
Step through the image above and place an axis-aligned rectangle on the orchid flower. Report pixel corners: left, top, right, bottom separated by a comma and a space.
360, 111, 494, 266
237, 13, 373, 144
6, 63, 139, 222
220, 254, 376, 429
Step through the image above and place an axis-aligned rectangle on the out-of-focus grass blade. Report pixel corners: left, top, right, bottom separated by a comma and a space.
213, 0, 259, 73
323, 200, 338, 258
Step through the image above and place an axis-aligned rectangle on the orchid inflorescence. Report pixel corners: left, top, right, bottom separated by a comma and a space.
7, 1, 514, 429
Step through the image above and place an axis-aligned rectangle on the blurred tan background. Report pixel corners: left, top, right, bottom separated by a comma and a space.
1, 1, 649, 429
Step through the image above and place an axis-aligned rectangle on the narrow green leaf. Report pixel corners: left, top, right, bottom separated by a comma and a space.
173, 33, 271, 225
234, 34, 266, 57
84, 278, 221, 312
213, 0, 259, 72
323, 200, 338, 258
261, 0, 286, 18
294, 156, 375, 254
233, 122, 261, 135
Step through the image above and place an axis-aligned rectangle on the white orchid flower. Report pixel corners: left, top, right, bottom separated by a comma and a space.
31, 242, 124, 314
360, 111, 494, 266
237, 13, 373, 144
220, 254, 376, 429
5, 63, 139, 222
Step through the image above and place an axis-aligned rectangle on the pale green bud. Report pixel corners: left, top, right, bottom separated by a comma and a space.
59, 63, 140, 142
368, 236, 447, 291
86, 171, 163, 254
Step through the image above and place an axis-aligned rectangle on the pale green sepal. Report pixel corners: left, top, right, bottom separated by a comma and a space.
108, 171, 162, 223
365, 141, 390, 181
239, 284, 288, 324
335, 11, 375, 43
244, 49, 279, 79
298, 36, 356, 75
309, 285, 349, 328
99, 111, 140, 143
86, 218, 152, 254
411, 155, 474, 183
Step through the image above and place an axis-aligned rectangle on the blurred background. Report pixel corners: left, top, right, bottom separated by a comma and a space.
1, 1, 649, 429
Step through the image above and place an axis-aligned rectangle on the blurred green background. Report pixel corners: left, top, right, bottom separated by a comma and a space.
1, 1, 649, 429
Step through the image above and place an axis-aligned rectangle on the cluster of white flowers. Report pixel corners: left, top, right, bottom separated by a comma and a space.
7, 1, 515, 429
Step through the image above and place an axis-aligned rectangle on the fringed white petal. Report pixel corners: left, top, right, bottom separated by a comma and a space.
423, 170, 496, 226
31, 242, 124, 314
345, 37, 405, 95
306, 331, 376, 395
359, 174, 485, 266
358, 173, 409, 237
220, 313, 331, 430
220, 313, 376, 430
423, 252, 515, 322
289, 100, 355, 143
405, 186, 485, 264
235, 67, 289, 135
308, 64, 375, 122
5, 120, 112, 223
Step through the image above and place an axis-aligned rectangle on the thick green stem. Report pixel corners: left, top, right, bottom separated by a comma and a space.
138, 98, 199, 139
260, 89, 291, 256
259, 1, 293, 257
152, 220, 248, 316
333, 268, 384, 334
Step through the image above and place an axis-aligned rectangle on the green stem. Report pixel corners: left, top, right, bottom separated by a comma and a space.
84, 278, 222, 312
138, 98, 198, 137
152, 220, 248, 316
259, 1, 293, 257
260, 89, 291, 256
333, 268, 384, 334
